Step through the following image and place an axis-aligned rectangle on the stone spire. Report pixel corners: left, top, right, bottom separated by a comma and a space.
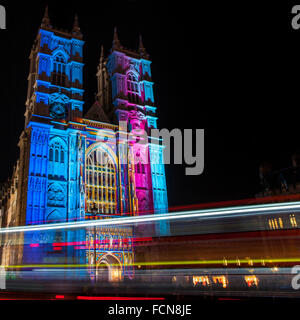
100, 45, 104, 63
112, 27, 122, 50
72, 13, 81, 34
41, 5, 51, 28
138, 34, 149, 59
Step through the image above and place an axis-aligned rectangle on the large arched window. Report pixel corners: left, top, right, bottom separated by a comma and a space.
126, 72, 139, 103
52, 53, 67, 86
86, 146, 117, 214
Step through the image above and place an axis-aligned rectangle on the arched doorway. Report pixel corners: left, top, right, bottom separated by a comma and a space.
96, 254, 122, 282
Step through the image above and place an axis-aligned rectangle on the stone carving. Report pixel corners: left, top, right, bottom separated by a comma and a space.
49, 92, 69, 119
47, 183, 65, 207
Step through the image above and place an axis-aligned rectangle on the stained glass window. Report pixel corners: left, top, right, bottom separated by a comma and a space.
86, 146, 117, 214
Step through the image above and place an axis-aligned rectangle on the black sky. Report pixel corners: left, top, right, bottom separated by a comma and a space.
0, 1, 295, 207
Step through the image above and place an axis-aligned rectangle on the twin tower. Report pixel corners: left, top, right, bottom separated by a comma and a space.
14, 6, 169, 227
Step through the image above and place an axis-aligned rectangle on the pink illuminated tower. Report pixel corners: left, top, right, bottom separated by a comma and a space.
94, 28, 169, 231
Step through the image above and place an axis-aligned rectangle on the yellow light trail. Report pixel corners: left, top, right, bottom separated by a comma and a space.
3, 257, 300, 269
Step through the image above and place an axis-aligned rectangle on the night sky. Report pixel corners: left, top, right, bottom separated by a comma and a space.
0, 1, 295, 207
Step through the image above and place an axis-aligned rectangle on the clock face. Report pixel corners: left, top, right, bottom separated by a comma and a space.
50, 101, 67, 119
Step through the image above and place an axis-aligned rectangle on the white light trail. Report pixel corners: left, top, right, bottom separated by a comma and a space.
0, 201, 299, 234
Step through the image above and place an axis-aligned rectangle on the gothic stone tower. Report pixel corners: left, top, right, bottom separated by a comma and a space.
95, 28, 168, 222
22, 8, 85, 225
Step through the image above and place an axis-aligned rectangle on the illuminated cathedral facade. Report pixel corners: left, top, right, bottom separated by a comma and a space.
0, 7, 168, 281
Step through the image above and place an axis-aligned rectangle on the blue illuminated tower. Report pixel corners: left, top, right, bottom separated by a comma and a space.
23, 8, 85, 225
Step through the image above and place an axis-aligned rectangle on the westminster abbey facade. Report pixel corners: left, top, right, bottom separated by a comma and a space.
0, 7, 168, 282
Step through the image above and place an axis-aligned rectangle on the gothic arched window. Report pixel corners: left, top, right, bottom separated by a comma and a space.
127, 72, 139, 103
48, 138, 67, 179
52, 54, 67, 86
86, 146, 117, 214
135, 161, 145, 175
